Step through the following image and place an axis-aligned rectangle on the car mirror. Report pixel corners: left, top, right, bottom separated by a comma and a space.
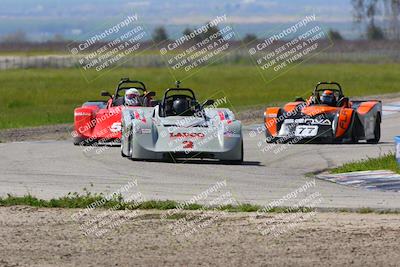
101, 91, 112, 98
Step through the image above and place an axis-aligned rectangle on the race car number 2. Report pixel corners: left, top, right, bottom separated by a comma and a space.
183, 141, 194, 149
295, 125, 318, 137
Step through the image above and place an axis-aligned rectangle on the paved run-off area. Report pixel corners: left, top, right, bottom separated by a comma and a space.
1, 102, 400, 266
0, 112, 400, 209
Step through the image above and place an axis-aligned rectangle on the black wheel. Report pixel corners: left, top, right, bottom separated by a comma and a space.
367, 115, 381, 144
121, 126, 131, 158
73, 137, 94, 146
127, 132, 133, 158
349, 112, 359, 144
73, 137, 84, 146
121, 124, 128, 157
120, 136, 128, 157
351, 128, 359, 144
265, 131, 279, 143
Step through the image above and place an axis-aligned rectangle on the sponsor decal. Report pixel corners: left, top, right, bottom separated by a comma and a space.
141, 129, 151, 134
223, 131, 240, 137
285, 118, 331, 125
339, 109, 350, 129
75, 112, 92, 116
133, 111, 147, 123
218, 111, 232, 124
170, 132, 205, 139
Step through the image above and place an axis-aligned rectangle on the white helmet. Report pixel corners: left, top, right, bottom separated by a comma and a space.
125, 88, 140, 106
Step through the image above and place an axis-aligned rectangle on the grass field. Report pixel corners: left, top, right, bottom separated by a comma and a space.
1, 63, 400, 129
331, 153, 400, 174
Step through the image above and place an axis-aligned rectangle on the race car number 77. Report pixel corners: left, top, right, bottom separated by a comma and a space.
295, 125, 318, 137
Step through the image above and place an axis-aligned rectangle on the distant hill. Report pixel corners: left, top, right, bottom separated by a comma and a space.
0, 0, 357, 41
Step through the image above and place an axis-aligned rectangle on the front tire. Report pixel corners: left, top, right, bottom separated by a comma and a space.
127, 132, 134, 158
121, 136, 128, 157
266, 130, 279, 143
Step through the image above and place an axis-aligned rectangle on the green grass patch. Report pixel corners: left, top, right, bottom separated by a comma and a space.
331, 153, 400, 174
1, 192, 400, 214
1, 64, 400, 129
0, 192, 314, 213
0, 49, 163, 57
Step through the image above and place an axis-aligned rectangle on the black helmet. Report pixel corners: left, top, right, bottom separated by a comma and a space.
172, 98, 189, 115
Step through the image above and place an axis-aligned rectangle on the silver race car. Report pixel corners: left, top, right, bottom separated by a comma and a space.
120, 83, 243, 163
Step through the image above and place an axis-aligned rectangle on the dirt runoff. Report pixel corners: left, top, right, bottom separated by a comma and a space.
1, 207, 400, 267
0, 124, 72, 143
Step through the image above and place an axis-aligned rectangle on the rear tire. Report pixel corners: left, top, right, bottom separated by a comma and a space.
351, 128, 359, 144
349, 112, 359, 144
367, 115, 381, 144
73, 137, 94, 146
73, 137, 84, 146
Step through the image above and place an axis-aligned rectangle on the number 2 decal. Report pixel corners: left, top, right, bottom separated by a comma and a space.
183, 141, 194, 149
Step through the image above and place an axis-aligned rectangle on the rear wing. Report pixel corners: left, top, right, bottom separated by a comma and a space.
82, 101, 108, 109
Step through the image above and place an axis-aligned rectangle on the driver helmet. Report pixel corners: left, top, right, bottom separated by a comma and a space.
172, 98, 189, 115
320, 90, 336, 106
125, 88, 140, 106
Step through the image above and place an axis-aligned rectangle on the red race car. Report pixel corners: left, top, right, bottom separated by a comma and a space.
73, 78, 156, 145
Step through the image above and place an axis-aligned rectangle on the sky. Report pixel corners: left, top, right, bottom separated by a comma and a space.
0, 0, 359, 41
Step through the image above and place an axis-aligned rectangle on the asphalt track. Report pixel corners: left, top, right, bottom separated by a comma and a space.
1, 110, 399, 209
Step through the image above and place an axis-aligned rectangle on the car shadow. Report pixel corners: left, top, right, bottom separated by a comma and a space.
267, 139, 390, 145
171, 160, 263, 166
130, 158, 263, 166
291, 141, 389, 146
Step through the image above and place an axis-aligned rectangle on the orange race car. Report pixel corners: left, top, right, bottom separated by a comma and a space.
263, 82, 382, 144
